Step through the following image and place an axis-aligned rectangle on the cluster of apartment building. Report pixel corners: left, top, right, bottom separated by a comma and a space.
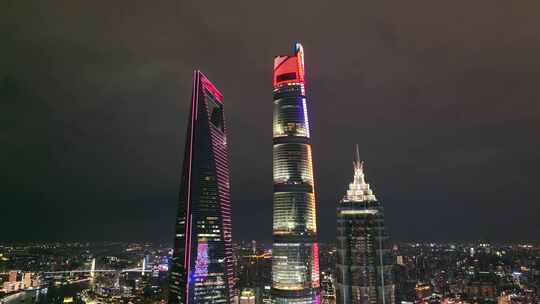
1, 270, 40, 293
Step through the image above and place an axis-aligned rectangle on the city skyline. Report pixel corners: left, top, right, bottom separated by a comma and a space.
2, 0, 540, 243
2, 3, 540, 304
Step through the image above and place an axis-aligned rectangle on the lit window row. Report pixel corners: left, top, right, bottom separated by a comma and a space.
271, 243, 319, 292
273, 98, 309, 138
273, 192, 316, 234
273, 144, 313, 185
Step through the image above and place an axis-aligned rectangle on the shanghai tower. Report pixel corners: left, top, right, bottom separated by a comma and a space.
271, 43, 320, 304
169, 71, 234, 304
336, 146, 395, 304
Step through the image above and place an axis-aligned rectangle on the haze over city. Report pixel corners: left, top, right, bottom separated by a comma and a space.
2, 0, 539, 244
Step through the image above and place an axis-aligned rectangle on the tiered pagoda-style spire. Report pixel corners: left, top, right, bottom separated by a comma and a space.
343, 144, 377, 203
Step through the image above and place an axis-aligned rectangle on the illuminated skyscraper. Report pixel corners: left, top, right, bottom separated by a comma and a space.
336, 146, 395, 304
169, 71, 234, 304
271, 43, 320, 304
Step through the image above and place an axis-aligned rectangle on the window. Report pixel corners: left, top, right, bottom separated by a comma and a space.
207, 94, 224, 132
276, 72, 297, 82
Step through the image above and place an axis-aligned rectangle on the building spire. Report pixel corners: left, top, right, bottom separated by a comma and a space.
354, 144, 363, 172
343, 145, 376, 202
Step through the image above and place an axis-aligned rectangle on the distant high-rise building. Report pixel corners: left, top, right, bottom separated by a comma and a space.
321, 273, 336, 304
169, 71, 234, 304
23, 272, 32, 288
9, 270, 17, 283
271, 43, 320, 304
336, 146, 395, 304
240, 288, 257, 304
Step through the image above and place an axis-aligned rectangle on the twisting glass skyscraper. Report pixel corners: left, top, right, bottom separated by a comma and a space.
336, 146, 395, 304
169, 71, 234, 304
271, 43, 320, 304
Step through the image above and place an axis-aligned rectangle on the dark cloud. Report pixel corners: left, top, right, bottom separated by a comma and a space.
1, 0, 539, 242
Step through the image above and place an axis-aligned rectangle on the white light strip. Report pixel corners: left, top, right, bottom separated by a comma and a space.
340, 210, 378, 215
302, 98, 310, 138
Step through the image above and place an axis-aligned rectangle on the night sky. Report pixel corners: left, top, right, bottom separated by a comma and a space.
2, 1, 539, 243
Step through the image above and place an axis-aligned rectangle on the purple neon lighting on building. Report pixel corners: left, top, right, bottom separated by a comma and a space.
194, 242, 209, 279
169, 71, 234, 304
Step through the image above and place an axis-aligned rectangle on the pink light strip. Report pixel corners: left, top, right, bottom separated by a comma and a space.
184, 70, 200, 304
200, 72, 224, 102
